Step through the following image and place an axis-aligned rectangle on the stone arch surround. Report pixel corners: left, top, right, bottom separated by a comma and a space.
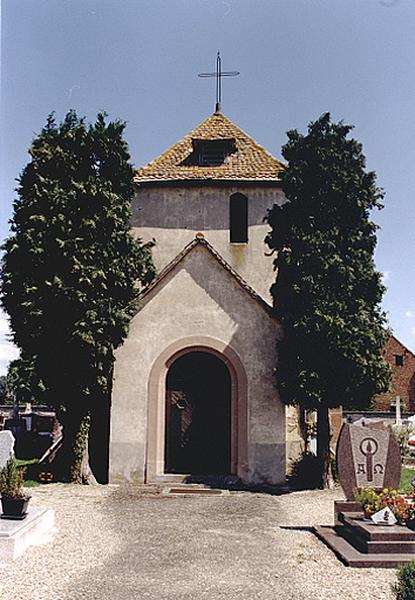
146, 335, 248, 483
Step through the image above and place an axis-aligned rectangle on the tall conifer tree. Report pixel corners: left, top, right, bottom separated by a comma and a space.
266, 113, 391, 487
1, 111, 155, 482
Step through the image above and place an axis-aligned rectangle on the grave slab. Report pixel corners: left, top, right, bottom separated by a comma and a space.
0, 507, 54, 561
314, 525, 415, 568
161, 486, 230, 497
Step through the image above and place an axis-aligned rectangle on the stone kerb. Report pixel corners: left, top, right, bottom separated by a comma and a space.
0, 507, 55, 561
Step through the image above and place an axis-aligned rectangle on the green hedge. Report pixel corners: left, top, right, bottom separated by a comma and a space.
395, 562, 415, 600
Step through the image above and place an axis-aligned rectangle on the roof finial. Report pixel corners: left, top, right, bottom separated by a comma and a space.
198, 51, 240, 113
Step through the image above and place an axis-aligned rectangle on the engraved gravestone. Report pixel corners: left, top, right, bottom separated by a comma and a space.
0, 430, 15, 470
337, 423, 401, 501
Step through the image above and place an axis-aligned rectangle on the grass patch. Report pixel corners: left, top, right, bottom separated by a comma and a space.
400, 466, 415, 494
15, 458, 40, 487
24, 479, 40, 488
15, 458, 38, 467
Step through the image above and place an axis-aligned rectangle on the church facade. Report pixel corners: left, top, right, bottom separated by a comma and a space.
108, 109, 288, 485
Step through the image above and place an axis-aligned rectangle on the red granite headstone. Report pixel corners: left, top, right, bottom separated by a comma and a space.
336, 423, 401, 501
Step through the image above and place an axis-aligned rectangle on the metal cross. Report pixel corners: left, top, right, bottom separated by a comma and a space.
198, 51, 240, 113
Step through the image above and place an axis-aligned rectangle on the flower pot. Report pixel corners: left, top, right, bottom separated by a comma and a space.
0, 495, 31, 519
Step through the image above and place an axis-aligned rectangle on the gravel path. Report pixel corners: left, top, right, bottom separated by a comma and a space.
0, 484, 397, 600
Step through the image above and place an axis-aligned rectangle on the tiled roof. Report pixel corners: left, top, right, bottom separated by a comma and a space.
134, 111, 285, 184
137, 234, 274, 317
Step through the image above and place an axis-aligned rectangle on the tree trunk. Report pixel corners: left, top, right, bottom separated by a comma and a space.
58, 411, 97, 484
298, 406, 309, 453
317, 404, 332, 489
79, 427, 98, 485
89, 399, 111, 483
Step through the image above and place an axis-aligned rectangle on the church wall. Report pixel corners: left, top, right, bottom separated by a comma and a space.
131, 185, 285, 302
109, 244, 286, 485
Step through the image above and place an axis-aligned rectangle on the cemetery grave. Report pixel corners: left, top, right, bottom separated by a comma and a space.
314, 423, 415, 567
0, 430, 54, 561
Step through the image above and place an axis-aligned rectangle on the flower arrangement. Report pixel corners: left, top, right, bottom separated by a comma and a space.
354, 487, 415, 527
354, 488, 381, 517
378, 489, 415, 527
38, 471, 54, 484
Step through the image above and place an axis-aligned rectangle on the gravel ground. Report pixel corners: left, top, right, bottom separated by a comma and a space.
0, 484, 397, 600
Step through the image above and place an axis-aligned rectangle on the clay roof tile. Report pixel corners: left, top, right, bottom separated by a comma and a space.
134, 112, 284, 184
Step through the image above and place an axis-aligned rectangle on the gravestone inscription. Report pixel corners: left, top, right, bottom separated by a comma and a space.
0, 431, 15, 470
336, 423, 401, 501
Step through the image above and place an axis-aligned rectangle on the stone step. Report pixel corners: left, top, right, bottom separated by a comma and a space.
337, 523, 415, 554
339, 512, 415, 542
314, 526, 415, 568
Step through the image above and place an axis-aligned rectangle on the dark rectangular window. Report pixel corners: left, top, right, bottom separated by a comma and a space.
394, 354, 404, 367
198, 142, 227, 166
230, 193, 248, 243
181, 138, 236, 167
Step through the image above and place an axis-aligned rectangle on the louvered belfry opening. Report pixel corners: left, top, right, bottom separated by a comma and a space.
165, 351, 231, 475
196, 139, 234, 166
181, 138, 237, 167
230, 193, 248, 243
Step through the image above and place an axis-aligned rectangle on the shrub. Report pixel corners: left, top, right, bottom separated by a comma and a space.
288, 452, 321, 489
394, 561, 415, 600
0, 456, 25, 498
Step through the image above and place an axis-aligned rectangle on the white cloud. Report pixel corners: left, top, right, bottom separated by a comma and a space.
0, 346, 19, 376
0, 360, 12, 377
0, 310, 19, 375
381, 271, 391, 283
406, 311, 414, 319
412, 326, 415, 336
0, 344, 19, 362
0, 309, 11, 335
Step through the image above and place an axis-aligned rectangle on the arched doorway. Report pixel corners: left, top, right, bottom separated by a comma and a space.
146, 336, 248, 482
165, 351, 231, 475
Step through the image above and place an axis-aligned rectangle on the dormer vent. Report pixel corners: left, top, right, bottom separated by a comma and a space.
181, 138, 236, 167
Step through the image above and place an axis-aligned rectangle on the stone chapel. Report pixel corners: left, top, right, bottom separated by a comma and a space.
108, 107, 288, 485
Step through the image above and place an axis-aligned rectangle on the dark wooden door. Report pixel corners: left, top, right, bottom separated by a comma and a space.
165, 352, 231, 475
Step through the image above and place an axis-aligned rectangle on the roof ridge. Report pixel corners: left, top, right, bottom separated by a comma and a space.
136, 235, 274, 317
207, 113, 282, 163
140, 113, 220, 171
389, 334, 415, 358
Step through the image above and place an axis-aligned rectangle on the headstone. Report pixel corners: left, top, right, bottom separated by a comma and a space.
336, 423, 401, 501
0, 430, 15, 470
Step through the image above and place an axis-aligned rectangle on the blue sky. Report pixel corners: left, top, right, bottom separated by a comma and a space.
1, 0, 415, 375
